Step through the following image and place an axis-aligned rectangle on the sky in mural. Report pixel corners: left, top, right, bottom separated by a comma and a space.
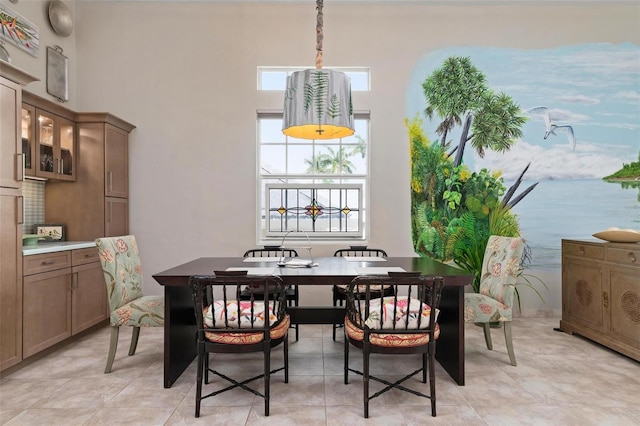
407, 43, 640, 181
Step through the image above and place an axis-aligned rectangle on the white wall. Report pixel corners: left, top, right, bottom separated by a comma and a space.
6, 1, 639, 315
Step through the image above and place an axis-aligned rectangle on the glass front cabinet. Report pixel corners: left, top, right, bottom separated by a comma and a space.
22, 105, 76, 181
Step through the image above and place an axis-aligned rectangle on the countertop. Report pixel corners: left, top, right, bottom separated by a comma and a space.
22, 241, 96, 256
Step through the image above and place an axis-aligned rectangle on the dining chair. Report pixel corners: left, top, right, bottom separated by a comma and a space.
190, 271, 290, 417
343, 272, 445, 418
463, 235, 525, 366
95, 235, 164, 374
241, 246, 300, 340
332, 246, 391, 340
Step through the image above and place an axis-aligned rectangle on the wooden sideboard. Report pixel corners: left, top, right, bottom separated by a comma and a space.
560, 239, 639, 361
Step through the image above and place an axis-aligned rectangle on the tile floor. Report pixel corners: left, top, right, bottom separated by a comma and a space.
0, 318, 639, 425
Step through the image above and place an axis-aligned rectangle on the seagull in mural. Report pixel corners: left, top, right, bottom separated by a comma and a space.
525, 106, 576, 151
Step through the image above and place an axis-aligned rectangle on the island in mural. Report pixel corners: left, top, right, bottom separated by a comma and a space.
407, 43, 640, 269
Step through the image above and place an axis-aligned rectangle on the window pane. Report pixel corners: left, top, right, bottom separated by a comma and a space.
287, 144, 314, 174
348, 71, 369, 91
258, 67, 370, 92
261, 145, 286, 173
260, 71, 287, 90
259, 119, 285, 144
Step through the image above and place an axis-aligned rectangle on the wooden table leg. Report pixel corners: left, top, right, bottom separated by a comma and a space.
435, 285, 465, 385
163, 286, 197, 388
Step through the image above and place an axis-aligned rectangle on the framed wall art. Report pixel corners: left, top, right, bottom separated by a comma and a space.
0, 3, 39, 57
34, 224, 65, 241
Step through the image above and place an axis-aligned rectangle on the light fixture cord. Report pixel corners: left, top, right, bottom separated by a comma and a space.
315, 0, 323, 69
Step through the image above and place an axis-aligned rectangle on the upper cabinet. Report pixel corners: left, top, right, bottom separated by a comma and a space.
35, 110, 75, 180
22, 92, 76, 181
1, 76, 23, 189
46, 114, 135, 241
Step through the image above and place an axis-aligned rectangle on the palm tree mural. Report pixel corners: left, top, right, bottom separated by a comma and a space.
411, 56, 542, 294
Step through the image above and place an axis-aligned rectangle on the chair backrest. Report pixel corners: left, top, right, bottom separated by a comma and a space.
334, 246, 388, 257
345, 272, 444, 337
243, 246, 299, 258
189, 272, 288, 340
478, 235, 525, 309
95, 235, 144, 312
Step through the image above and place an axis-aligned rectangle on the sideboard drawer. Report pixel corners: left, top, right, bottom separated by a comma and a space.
23, 251, 72, 276
606, 247, 640, 267
72, 247, 100, 266
563, 242, 604, 260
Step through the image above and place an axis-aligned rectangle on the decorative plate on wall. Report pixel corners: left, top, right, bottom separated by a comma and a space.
48, 0, 73, 37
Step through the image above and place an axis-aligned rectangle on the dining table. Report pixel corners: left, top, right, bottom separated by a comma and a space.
152, 256, 473, 388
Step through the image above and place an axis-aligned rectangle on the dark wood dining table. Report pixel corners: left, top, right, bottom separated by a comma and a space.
152, 256, 473, 388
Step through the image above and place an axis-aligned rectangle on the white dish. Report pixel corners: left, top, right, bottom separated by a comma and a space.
592, 230, 640, 243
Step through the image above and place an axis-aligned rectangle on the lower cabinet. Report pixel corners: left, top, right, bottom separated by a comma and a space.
71, 248, 108, 334
560, 239, 640, 361
23, 267, 72, 358
22, 247, 107, 359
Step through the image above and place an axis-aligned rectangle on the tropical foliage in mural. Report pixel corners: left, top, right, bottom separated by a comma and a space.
410, 56, 540, 293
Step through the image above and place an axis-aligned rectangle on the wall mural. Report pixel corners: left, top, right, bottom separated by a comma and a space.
407, 43, 640, 271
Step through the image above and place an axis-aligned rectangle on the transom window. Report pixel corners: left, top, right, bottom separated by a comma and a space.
258, 67, 370, 91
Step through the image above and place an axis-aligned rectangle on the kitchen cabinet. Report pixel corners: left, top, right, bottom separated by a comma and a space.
22, 92, 76, 181
1, 75, 22, 189
560, 239, 640, 361
22, 247, 107, 358
22, 257, 72, 358
46, 115, 135, 241
21, 104, 36, 177
71, 248, 108, 334
0, 191, 23, 371
0, 64, 37, 372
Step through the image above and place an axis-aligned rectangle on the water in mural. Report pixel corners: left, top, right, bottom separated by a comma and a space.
408, 43, 640, 269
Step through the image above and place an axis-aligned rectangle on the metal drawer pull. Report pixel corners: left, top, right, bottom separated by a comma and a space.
41, 260, 55, 265
629, 252, 637, 263
579, 246, 585, 255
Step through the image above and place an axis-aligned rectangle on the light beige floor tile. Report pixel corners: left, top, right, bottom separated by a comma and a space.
166, 405, 252, 425
3, 408, 96, 426
245, 405, 326, 425
84, 406, 175, 425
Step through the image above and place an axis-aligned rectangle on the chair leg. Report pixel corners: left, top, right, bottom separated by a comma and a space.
284, 333, 289, 383
195, 345, 204, 418
422, 353, 427, 383
104, 326, 119, 374
205, 353, 210, 384
504, 322, 517, 366
363, 342, 370, 419
483, 323, 493, 350
264, 346, 271, 416
344, 330, 349, 384
128, 326, 141, 356
294, 286, 299, 341
429, 342, 437, 417
332, 288, 339, 341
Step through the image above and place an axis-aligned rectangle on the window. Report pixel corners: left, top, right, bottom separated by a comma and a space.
257, 112, 370, 242
258, 67, 370, 91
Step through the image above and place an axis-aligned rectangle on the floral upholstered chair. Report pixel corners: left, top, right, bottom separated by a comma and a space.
344, 272, 444, 418
95, 235, 164, 373
464, 235, 525, 366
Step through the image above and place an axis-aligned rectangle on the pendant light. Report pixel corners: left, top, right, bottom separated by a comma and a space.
282, 0, 354, 140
